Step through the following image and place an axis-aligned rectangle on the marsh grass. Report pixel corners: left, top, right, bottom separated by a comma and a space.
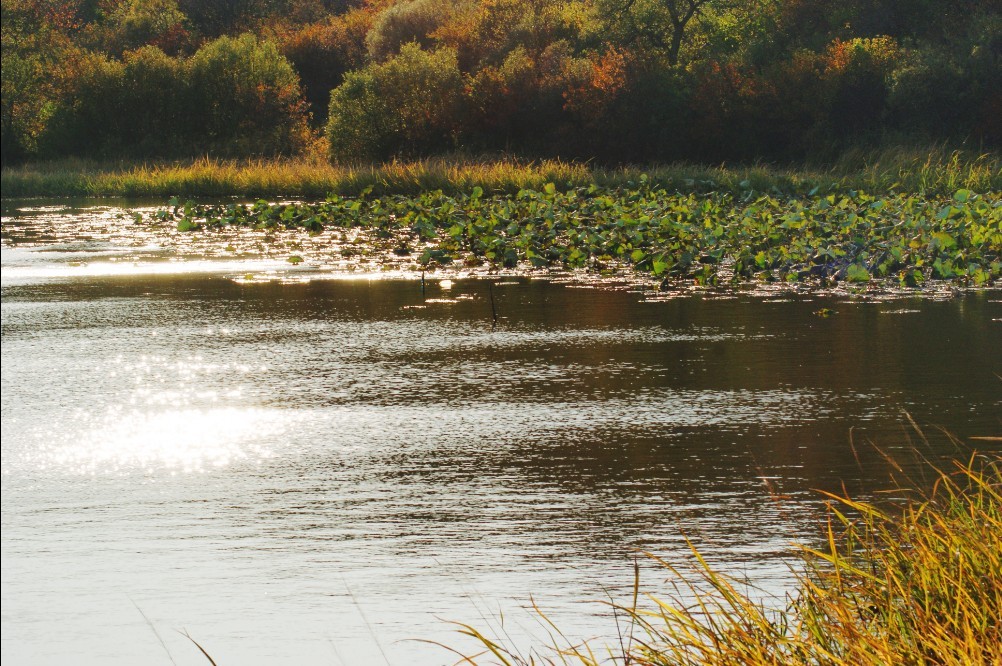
826, 146, 1001, 196
2, 148, 999, 199
452, 443, 1002, 665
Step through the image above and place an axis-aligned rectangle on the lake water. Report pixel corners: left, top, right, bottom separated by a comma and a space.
2, 202, 1000, 665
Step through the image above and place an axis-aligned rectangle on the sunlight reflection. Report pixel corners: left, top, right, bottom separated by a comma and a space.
36, 407, 286, 475
0, 258, 289, 281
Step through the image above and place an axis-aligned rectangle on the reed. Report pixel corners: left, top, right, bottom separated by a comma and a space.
2, 148, 998, 199
452, 444, 1002, 665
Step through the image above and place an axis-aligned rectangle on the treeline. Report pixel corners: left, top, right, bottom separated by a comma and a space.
2, 0, 1000, 166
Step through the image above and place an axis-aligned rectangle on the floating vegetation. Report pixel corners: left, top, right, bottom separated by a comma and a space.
147, 184, 1001, 289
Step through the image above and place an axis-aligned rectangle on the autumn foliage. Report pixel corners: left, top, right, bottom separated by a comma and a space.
1, 0, 999, 164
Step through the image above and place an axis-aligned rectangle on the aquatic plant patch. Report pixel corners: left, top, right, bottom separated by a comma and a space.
150, 185, 1001, 287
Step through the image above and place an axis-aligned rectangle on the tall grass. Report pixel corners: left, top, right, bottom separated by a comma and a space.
2, 148, 999, 199
827, 145, 1001, 196
452, 445, 1002, 665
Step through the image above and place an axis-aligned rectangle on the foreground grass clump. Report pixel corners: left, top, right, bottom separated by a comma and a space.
2, 149, 1000, 198
456, 450, 1002, 665
152, 185, 1001, 286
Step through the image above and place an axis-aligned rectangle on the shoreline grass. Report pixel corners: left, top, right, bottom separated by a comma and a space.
454, 443, 1002, 665
2, 148, 999, 199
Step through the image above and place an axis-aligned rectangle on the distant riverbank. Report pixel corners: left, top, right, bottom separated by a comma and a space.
2, 148, 999, 200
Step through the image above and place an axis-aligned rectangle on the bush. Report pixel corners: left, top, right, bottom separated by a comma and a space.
41, 35, 310, 158
272, 11, 371, 125
125, 46, 193, 146
965, 13, 1002, 145
1, 45, 59, 163
682, 37, 904, 161
821, 36, 902, 139
41, 51, 128, 157
43, 47, 193, 157
434, 0, 597, 72
365, 0, 461, 61
103, 0, 189, 55
886, 49, 967, 139
687, 60, 777, 160
589, 64, 691, 162
464, 42, 590, 154
326, 43, 465, 161
187, 33, 310, 155
176, 0, 259, 38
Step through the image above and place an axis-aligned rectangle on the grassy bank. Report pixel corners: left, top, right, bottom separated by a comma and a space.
2, 148, 1000, 199
456, 446, 1002, 665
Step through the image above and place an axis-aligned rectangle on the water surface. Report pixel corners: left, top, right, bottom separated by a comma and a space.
2, 202, 1000, 665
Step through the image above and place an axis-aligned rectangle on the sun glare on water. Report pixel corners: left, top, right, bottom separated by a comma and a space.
31, 407, 286, 475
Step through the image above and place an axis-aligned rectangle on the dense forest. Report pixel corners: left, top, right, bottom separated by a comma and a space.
2, 0, 1000, 165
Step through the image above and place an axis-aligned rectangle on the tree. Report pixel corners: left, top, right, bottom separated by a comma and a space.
188, 33, 310, 155
326, 43, 465, 160
0, 0, 76, 163
599, 0, 725, 66
105, 0, 188, 53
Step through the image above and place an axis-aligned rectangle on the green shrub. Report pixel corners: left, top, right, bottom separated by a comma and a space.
189, 33, 310, 156
119, 46, 189, 150
365, 0, 462, 62
40, 34, 310, 158
43, 47, 189, 157
1, 46, 57, 163
326, 43, 465, 161
434, 0, 598, 72
887, 49, 967, 139
41, 51, 128, 157
103, 0, 189, 54
965, 13, 1002, 145
465, 43, 591, 154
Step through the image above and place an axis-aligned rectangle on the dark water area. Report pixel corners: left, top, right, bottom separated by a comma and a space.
2, 203, 1000, 664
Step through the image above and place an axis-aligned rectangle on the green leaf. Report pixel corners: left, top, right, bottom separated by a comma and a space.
953, 189, 971, 203
845, 264, 871, 283
931, 232, 957, 249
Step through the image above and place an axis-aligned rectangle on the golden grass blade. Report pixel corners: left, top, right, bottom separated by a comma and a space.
178, 630, 217, 666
